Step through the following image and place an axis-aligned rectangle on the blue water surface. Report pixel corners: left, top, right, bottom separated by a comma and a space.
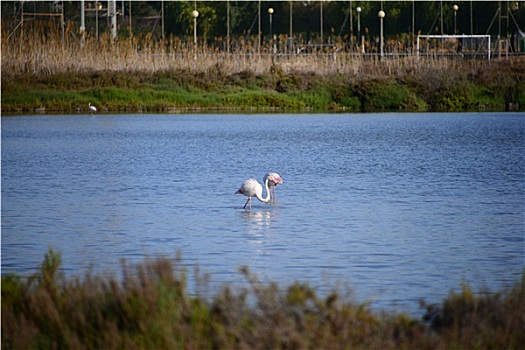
2, 112, 524, 314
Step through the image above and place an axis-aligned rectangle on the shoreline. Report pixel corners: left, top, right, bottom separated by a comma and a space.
2, 60, 524, 114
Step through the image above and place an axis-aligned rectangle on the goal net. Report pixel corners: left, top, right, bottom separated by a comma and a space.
417, 35, 491, 60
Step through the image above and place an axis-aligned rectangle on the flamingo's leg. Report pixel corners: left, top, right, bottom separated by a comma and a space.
243, 197, 250, 209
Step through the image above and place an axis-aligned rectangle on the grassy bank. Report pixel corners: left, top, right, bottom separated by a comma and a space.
2, 248, 524, 349
2, 26, 524, 113
2, 60, 525, 113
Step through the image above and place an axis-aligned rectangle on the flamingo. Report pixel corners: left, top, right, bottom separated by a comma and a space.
263, 172, 283, 203
89, 103, 97, 114
235, 177, 271, 210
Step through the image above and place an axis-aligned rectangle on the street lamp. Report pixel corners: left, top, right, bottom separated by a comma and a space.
268, 8, 276, 54
268, 8, 274, 38
453, 4, 459, 34
228, 0, 231, 53
95, 0, 100, 39
257, 1, 260, 53
289, 1, 293, 50
356, 6, 361, 51
192, 10, 199, 45
378, 10, 385, 60
320, 0, 323, 48
192, 9, 199, 60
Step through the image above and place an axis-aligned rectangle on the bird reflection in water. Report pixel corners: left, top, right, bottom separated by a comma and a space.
240, 209, 276, 237
240, 209, 277, 258
242, 209, 272, 224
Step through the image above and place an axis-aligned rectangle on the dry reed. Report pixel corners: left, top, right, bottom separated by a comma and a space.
3, 21, 524, 113
2, 20, 507, 80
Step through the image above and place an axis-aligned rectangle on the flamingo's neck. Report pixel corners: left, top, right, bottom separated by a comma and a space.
255, 178, 271, 203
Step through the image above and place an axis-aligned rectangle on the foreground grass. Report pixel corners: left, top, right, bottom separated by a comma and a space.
2, 249, 524, 349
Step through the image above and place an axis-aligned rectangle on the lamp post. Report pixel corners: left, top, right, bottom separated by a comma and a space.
268, 8, 274, 39
228, 0, 231, 53
192, 10, 199, 45
192, 9, 199, 60
161, 0, 164, 40
320, 0, 324, 49
128, 0, 132, 37
257, 0, 260, 53
95, 1, 100, 40
378, 10, 385, 60
453, 4, 458, 34
440, 0, 443, 35
80, 0, 85, 45
470, 1, 473, 35
349, 0, 353, 47
109, 0, 117, 42
289, 1, 293, 51
356, 6, 361, 51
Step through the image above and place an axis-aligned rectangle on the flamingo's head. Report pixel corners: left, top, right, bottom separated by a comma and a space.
268, 173, 283, 186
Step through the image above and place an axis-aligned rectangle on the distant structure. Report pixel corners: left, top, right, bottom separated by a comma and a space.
3, 1, 524, 59
417, 35, 491, 61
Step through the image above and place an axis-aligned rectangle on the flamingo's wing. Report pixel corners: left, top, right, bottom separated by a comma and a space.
236, 178, 260, 196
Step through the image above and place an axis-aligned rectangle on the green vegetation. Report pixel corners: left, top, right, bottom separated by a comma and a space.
2, 19, 524, 114
3, 59, 524, 113
2, 248, 524, 349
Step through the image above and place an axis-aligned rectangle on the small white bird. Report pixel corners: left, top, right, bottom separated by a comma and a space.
235, 177, 271, 210
263, 172, 284, 203
89, 103, 97, 114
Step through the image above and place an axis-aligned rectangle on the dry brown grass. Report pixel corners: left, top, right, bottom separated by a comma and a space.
3, 21, 525, 113
3, 20, 511, 80
2, 248, 524, 349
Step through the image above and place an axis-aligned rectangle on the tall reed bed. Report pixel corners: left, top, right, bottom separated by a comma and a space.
2, 20, 498, 80
3, 21, 524, 113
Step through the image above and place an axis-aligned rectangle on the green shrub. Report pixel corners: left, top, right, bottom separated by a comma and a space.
361, 80, 426, 111
2, 249, 523, 349
423, 275, 525, 349
3, 58, 525, 113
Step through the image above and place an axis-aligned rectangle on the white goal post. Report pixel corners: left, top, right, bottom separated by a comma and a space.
417, 35, 491, 61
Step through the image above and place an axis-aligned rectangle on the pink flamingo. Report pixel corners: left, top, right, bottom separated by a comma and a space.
263, 172, 283, 203
235, 177, 271, 210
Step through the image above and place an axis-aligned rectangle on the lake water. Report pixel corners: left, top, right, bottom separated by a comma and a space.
2, 113, 524, 315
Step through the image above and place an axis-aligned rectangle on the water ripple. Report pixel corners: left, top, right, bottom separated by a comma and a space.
2, 112, 523, 315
